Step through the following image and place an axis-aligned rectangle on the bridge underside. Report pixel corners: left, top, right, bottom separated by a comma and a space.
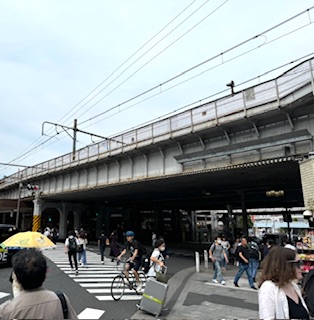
41, 160, 302, 211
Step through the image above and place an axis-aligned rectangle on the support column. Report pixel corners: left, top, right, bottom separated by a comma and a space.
226, 205, 233, 240
240, 191, 249, 237
59, 208, 68, 239
300, 156, 314, 211
32, 199, 44, 232
74, 211, 81, 230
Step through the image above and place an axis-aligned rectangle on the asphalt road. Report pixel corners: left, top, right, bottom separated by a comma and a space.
0, 246, 195, 319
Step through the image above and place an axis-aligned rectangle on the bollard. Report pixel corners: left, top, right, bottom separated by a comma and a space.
204, 249, 208, 269
195, 251, 200, 272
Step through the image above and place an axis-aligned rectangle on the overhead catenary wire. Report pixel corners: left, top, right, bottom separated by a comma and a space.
2, 5, 314, 174
82, 52, 314, 132
79, 5, 314, 127
57, 0, 203, 128
0, 0, 203, 173
73, 0, 219, 121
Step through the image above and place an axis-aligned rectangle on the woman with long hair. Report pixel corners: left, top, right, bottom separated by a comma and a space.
258, 246, 308, 319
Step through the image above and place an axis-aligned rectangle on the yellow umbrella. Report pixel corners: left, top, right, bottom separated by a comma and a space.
1, 231, 56, 249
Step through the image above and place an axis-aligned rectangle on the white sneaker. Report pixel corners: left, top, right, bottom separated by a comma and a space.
221, 281, 226, 285
212, 279, 219, 283
101, 261, 104, 265
136, 283, 143, 291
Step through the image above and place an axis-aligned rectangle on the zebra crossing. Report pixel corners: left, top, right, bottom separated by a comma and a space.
43, 244, 142, 301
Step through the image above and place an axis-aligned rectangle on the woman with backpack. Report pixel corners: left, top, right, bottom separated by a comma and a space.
258, 246, 308, 319
147, 239, 166, 278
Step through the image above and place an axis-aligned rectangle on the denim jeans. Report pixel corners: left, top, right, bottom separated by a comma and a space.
78, 249, 87, 265
249, 258, 259, 280
234, 262, 254, 287
213, 260, 224, 282
222, 250, 229, 269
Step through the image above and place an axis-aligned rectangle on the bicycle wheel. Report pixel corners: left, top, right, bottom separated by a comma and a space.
136, 271, 147, 294
111, 275, 125, 301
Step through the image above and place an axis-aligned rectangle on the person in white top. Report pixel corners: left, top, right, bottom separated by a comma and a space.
147, 239, 166, 278
64, 230, 80, 274
258, 246, 309, 320
77, 232, 88, 267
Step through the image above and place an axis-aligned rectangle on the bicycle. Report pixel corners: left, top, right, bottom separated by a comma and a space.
111, 258, 147, 301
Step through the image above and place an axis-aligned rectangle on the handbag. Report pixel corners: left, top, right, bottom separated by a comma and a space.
77, 244, 83, 253
155, 266, 170, 284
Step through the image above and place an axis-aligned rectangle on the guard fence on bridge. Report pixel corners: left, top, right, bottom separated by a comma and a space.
1, 58, 313, 189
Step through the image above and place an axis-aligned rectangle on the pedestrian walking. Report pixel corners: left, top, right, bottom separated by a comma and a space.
77, 231, 88, 267
98, 230, 108, 264
248, 238, 260, 283
209, 236, 228, 285
147, 239, 166, 278
258, 246, 308, 319
0, 249, 78, 319
65, 230, 79, 275
109, 230, 120, 262
221, 236, 230, 270
233, 237, 256, 289
262, 240, 274, 258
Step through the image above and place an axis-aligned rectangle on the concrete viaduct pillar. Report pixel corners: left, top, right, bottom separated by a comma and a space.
300, 157, 314, 212
32, 198, 44, 232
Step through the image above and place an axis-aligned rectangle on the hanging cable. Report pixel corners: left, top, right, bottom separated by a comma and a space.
79, 5, 314, 127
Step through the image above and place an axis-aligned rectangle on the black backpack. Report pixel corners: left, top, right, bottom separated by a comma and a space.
234, 245, 240, 261
137, 242, 147, 258
68, 237, 77, 252
303, 269, 314, 316
248, 242, 259, 260
142, 249, 154, 273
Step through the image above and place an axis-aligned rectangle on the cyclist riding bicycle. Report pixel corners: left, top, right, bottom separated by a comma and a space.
117, 231, 143, 290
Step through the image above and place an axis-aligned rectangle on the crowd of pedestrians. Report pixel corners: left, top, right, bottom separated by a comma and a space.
207, 234, 314, 319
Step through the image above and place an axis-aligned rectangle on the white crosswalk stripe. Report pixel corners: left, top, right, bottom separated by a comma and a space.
43, 244, 142, 301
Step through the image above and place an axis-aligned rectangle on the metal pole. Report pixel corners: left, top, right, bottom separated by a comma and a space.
195, 251, 200, 272
72, 119, 77, 160
204, 249, 208, 269
15, 173, 22, 229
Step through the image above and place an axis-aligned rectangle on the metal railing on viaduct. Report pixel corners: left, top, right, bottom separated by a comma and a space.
0, 57, 314, 196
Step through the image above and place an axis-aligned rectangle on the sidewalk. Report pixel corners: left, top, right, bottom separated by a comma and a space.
131, 264, 259, 319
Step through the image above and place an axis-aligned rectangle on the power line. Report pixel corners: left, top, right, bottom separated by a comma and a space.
82, 52, 314, 133
79, 5, 314, 127
73, 0, 215, 121
59, 0, 202, 127
0, 1, 200, 172
2, 5, 314, 172
1, 1, 202, 172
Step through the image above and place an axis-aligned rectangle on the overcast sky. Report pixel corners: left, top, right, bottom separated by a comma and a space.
1, 0, 314, 177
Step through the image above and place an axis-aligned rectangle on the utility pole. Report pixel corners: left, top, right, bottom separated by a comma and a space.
42, 119, 126, 162
73, 119, 77, 161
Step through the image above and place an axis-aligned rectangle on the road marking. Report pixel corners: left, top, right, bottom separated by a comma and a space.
87, 288, 134, 293
0, 292, 10, 299
43, 245, 142, 301
96, 295, 141, 301
78, 307, 105, 319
